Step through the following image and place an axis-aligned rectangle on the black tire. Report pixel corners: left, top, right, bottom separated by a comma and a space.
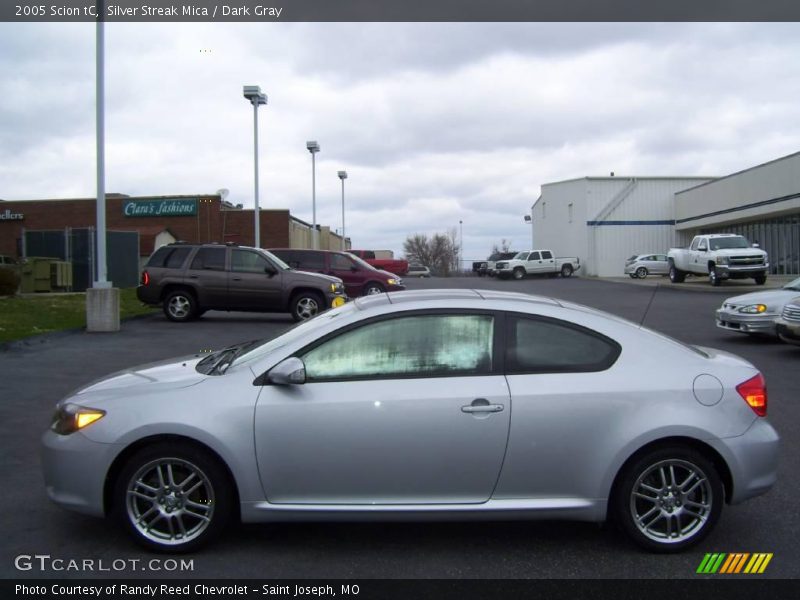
113, 442, 233, 553
668, 263, 685, 284
163, 290, 198, 322
560, 264, 574, 278
629, 273, 637, 279
613, 446, 723, 553
754, 274, 767, 285
291, 291, 324, 322
362, 282, 385, 296
635, 267, 648, 279
709, 267, 721, 287
512, 267, 526, 280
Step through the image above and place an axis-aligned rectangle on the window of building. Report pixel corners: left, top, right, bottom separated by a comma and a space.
542, 202, 546, 219
568, 203, 573, 223
302, 314, 495, 381
505, 315, 620, 374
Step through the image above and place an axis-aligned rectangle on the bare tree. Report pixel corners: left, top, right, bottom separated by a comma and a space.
490, 238, 512, 255
404, 231, 460, 276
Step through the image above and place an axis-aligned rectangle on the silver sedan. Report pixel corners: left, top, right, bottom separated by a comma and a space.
716, 277, 800, 336
41, 289, 778, 553
624, 254, 669, 278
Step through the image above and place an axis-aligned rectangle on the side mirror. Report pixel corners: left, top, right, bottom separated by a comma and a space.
264, 265, 277, 276
267, 357, 306, 385
350, 266, 359, 272
752, 243, 760, 248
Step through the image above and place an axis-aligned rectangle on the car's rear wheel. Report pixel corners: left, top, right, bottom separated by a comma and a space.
163, 290, 197, 322
561, 264, 574, 278
114, 443, 232, 553
636, 267, 648, 279
291, 292, 323, 322
363, 282, 385, 296
614, 446, 723, 552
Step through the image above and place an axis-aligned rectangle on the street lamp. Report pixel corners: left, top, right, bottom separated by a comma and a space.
243, 85, 267, 248
459, 219, 463, 274
306, 141, 320, 249
338, 170, 348, 251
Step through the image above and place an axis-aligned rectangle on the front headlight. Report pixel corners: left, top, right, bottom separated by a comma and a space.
387, 278, 398, 285
738, 304, 767, 314
715, 256, 729, 265
330, 282, 343, 294
51, 403, 105, 435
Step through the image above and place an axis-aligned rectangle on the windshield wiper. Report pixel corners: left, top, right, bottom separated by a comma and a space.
196, 339, 263, 375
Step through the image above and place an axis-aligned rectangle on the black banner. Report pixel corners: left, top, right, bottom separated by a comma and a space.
3, 0, 800, 23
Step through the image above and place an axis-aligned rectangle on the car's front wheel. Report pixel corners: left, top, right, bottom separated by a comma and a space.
291, 292, 323, 321
512, 267, 526, 280
363, 282, 385, 296
636, 267, 648, 279
614, 446, 723, 552
114, 443, 233, 553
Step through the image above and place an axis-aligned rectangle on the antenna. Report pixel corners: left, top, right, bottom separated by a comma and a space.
216, 188, 230, 201
639, 283, 659, 327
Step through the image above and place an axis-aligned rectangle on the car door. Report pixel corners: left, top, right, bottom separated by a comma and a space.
654, 255, 669, 275
253, 311, 511, 504
540, 250, 556, 274
526, 251, 543, 274
185, 247, 228, 307
328, 252, 364, 297
227, 248, 283, 310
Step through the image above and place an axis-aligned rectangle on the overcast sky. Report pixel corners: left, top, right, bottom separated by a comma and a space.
2, 22, 800, 262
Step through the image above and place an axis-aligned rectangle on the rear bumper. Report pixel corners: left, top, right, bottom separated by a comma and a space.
136, 284, 161, 305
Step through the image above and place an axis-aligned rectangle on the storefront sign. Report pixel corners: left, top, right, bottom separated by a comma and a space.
0, 208, 24, 221
123, 198, 198, 217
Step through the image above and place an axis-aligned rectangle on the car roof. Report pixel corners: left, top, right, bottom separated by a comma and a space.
353, 288, 563, 311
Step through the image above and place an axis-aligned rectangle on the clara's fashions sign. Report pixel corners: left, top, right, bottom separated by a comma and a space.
123, 199, 198, 217
0, 209, 24, 221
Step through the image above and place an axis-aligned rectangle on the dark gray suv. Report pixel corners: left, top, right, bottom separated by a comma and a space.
137, 243, 347, 322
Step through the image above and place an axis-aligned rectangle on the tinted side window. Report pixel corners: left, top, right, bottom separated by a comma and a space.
302, 314, 494, 381
296, 251, 325, 270
146, 247, 171, 267
517, 252, 530, 261
190, 248, 226, 271
164, 247, 190, 268
506, 315, 620, 373
231, 249, 269, 273
541, 251, 553, 259
330, 253, 354, 270
690, 237, 700, 251
529, 251, 541, 261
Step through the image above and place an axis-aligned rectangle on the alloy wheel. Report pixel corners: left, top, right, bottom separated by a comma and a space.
296, 296, 320, 319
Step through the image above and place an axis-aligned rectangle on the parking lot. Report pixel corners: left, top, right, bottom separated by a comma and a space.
1, 275, 797, 579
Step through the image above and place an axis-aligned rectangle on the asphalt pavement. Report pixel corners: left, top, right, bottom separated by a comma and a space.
1, 275, 797, 579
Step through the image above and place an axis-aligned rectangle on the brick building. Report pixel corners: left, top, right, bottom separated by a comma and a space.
0, 193, 348, 263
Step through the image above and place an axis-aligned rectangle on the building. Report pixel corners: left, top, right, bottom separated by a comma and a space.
0, 193, 349, 290
531, 151, 800, 277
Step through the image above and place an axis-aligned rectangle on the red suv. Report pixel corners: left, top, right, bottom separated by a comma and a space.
269, 249, 405, 297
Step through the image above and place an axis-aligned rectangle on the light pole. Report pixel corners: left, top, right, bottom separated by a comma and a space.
459, 219, 463, 274
338, 170, 347, 251
306, 141, 320, 249
243, 85, 267, 248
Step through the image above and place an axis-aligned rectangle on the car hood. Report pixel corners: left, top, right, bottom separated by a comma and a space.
72, 355, 207, 396
715, 247, 767, 257
291, 270, 343, 285
722, 289, 800, 308
378, 269, 400, 279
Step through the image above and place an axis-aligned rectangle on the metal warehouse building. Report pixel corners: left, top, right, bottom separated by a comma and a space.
531, 151, 800, 277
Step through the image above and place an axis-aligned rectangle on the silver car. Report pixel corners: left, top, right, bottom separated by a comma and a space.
407, 264, 431, 277
624, 254, 669, 278
41, 289, 778, 553
716, 277, 800, 336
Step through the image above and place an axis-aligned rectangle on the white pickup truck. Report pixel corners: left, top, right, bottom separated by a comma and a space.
667, 234, 769, 286
495, 250, 580, 280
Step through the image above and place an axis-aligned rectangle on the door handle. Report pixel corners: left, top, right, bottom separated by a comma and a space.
189, 275, 199, 279
461, 398, 504, 414
232, 277, 242, 281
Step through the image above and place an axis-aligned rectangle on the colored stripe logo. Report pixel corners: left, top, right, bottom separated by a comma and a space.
697, 553, 773, 574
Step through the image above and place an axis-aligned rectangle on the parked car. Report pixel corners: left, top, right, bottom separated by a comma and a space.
136, 243, 346, 323
269, 248, 405, 297
348, 250, 409, 276
716, 277, 800, 336
42, 289, 778, 553
775, 297, 800, 345
407, 264, 431, 277
474, 252, 518, 277
495, 250, 580, 279
624, 254, 669, 278
668, 234, 769, 286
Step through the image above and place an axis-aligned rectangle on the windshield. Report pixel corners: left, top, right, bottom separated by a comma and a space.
346, 253, 377, 271
783, 277, 800, 291
259, 249, 291, 270
232, 302, 358, 367
709, 236, 750, 250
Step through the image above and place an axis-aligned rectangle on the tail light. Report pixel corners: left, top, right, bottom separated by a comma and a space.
736, 373, 767, 417
140, 270, 150, 285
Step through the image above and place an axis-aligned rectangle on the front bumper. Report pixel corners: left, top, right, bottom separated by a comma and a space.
715, 264, 769, 279
715, 310, 778, 334
776, 318, 800, 346
41, 429, 122, 517
709, 417, 779, 504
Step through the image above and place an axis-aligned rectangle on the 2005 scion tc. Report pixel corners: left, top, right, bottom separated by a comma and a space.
41, 289, 778, 553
